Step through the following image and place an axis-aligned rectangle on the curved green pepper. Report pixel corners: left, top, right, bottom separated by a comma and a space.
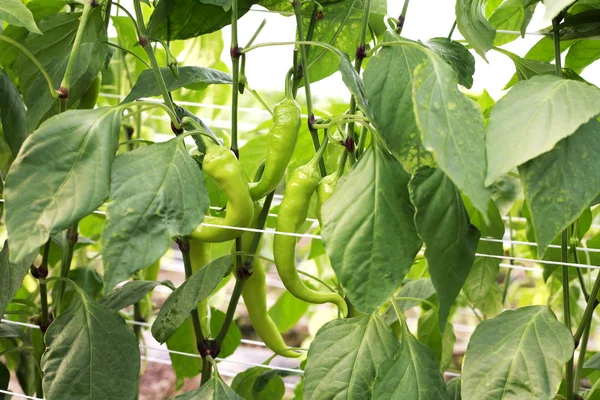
190, 140, 254, 242
273, 141, 348, 317
190, 239, 212, 335
249, 98, 301, 201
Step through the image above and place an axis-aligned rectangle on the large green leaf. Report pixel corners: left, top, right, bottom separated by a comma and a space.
5, 108, 121, 263
151, 255, 232, 343
231, 367, 287, 400
303, 314, 399, 400
0, 0, 42, 34
462, 306, 574, 400
447, 378, 462, 400
0, 68, 27, 157
100, 280, 175, 310
486, 75, 600, 185
41, 288, 140, 399
148, 0, 257, 40
518, 118, 600, 257
409, 167, 480, 327
372, 320, 447, 399
363, 37, 434, 174
16, 9, 109, 131
322, 145, 422, 313
426, 37, 476, 89
463, 199, 504, 314
0, 241, 38, 317
167, 319, 202, 382
455, 0, 496, 59
544, 0, 577, 20
101, 137, 209, 292
122, 66, 232, 103
488, 0, 525, 46
565, 40, 600, 73
412, 49, 490, 215
268, 290, 310, 333
175, 375, 244, 399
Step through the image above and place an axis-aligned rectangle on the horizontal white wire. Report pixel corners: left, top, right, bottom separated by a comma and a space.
0, 390, 43, 400
477, 253, 600, 271
499, 262, 540, 272
0, 318, 40, 329
483, 237, 600, 254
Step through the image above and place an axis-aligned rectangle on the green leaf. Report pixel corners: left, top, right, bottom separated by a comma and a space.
519, 118, 600, 257
122, 66, 232, 103
544, 0, 577, 20
166, 319, 202, 382
463, 199, 504, 314
426, 37, 476, 89
462, 306, 574, 400
447, 378, 462, 400
303, 314, 399, 400
409, 167, 480, 327
363, 36, 434, 174
486, 75, 600, 185
0, 323, 24, 338
268, 290, 310, 333
417, 308, 456, 371
412, 49, 490, 215
151, 255, 232, 343
209, 308, 241, 359
199, 0, 232, 11
54, 266, 104, 309
383, 279, 436, 325
100, 280, 175, 310
0, 68, 27, 157
0, 0, 42, 34
175, 375, 244, 399
584, 351, 600, 370
232, 367, 286, 400
17, 9, 110, 131
322, 145, 422, 313
339, 53, 373, 122
5, 108, 120, 263
488, 0, 525, 46
148, 0, 257, 40
565, 39, 600, 73
41, 288, 140, 399
0, 241, 38, 317
101, 137, 209, 292
0, 362, 8, 397
456, 0, 496, 59
372, 321, 447, 399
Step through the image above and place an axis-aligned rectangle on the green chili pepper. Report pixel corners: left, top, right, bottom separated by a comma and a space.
190, 140, 254, 242
273, 137, 348, 317
235, 203, 300, 358
316, 152, 345, 225
249, 98, 301, 201
78, 73, 101, 110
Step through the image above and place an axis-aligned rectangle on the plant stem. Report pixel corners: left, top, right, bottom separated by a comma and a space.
292, 4, 319, 96
552, 17, 563, 78
102, 41, 151, 68
55, 223, 78, 316
215, 278, 243, 345
132, 0, 179, 127
396, 0, 410, 35
574, 317, 591, 394
38, 241, 52, 331
60, 1, 94, 94
201, 356, 212, 385
293, 0, 326, 177
448, 20, 457, 39
0, 36, 58, 98
562, 230, 575, 400
345, 0, 371, 164
230, 0, 240, 155
179, 237, 207, 349
574, 275, 600, 343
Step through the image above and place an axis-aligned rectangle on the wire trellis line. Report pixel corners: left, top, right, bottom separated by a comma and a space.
0, 389, 43, 400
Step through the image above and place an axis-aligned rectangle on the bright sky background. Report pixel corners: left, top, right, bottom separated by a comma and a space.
222, 0, 600, 102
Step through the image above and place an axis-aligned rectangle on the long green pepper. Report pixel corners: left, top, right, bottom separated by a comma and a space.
190, 139, 254, 242
249, 97, 302, 201
274, 137, 348, 317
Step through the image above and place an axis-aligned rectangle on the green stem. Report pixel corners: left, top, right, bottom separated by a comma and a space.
574, 276, 600, 343
396, 0, 410, 35
38, 240, 52, 330
293, 0, 326, 177
448, 20, 457, 39
60, 2, 94, 93
109, 2, 140, 37
242, 40, 343, 58
574, 317, 591, 394
133, 302, 142, 338
586, 377, 600, 399
562, 230, 575, 400
0, 35, 58, 98
201, 356, 212, 385
552, 17, 563, 78
55, 223, 78, 316
574, 243, 590, 302
180, 237, 207, 349
132, 0, 179, 127
245, 18, 267, 48
102, 41, 151, 68
215, 277, 243, 345
230, 0, 240, 154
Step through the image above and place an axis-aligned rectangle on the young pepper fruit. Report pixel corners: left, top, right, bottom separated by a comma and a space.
190, 139, 254, 242
249, 97, 301, 201
273, 137, 348, 317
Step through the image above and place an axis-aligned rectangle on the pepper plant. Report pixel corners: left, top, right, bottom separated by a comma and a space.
1, 0, 600, 398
